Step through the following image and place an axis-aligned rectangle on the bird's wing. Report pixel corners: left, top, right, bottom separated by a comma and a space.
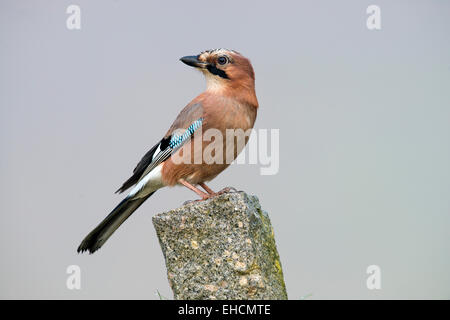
165, 101, 204, 136
116, 102, 204, 194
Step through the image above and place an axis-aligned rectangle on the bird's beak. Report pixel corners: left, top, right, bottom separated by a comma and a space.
180, 55, 207, 69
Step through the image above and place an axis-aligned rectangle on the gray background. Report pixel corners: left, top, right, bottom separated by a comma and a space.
1, 0, 449, 299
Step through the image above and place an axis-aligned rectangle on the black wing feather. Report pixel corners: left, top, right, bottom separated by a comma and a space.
116, 136, 171, 193
115, 116, 203, 194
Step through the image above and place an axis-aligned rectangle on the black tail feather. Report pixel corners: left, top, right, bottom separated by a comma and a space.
77, 192, 155, 254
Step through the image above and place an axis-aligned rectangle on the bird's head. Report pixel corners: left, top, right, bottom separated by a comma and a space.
180, 49, 256, 96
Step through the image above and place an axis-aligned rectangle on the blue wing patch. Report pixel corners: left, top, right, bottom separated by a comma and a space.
169, 118, 203, 149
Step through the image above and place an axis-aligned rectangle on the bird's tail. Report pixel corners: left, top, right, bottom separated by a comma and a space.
77, 192, 155, 254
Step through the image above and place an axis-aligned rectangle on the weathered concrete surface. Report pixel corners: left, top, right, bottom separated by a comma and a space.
152, 189, 287, 300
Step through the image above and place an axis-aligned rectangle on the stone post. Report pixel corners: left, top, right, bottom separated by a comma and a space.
152, 190, 288, 300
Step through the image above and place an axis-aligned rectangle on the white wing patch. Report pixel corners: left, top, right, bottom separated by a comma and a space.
152, 144, 161, 161
126, 119, 203, 198
127, 164, 164, 198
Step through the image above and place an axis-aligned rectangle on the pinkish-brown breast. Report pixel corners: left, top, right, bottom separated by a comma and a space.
161, 93, 257, 186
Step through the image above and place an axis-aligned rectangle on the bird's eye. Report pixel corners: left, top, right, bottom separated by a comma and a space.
217, 56, 228, 65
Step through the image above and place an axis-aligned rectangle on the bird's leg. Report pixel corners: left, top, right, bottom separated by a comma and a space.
199, 182, 218, 196
179, 179, 211, 200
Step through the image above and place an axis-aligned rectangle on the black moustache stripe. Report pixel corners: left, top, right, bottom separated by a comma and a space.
206, 65, 229, 79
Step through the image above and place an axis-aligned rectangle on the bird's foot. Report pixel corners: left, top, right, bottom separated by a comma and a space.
201, 193, 216, 200
183, 193, 215, 205
217, 187, 238, 195
198, 186, 238, 199
180, 180, 239, 204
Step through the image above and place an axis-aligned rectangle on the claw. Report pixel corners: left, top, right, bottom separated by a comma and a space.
218, 187, 238, 194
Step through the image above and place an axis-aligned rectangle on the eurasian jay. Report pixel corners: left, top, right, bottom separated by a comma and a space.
78, 49, 258, 254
